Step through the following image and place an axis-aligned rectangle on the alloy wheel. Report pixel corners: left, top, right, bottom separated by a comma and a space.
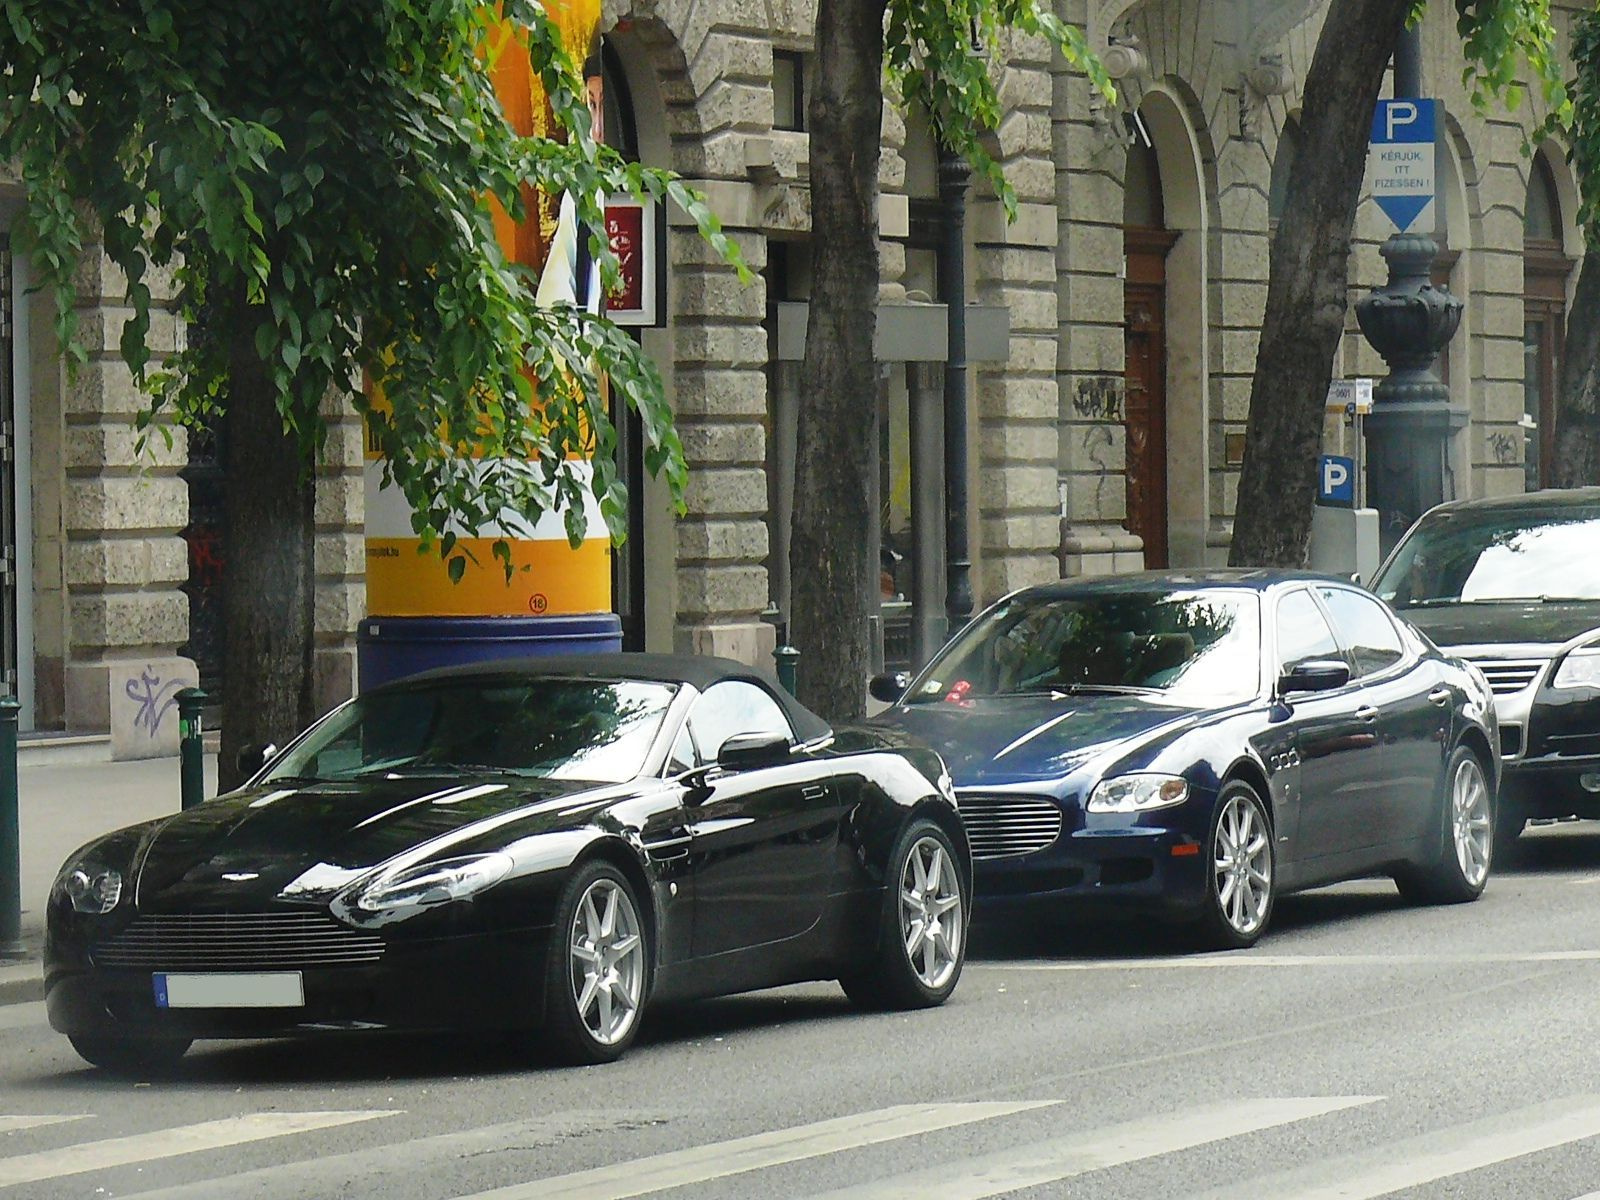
1452, 755, 1492, 888
1213, 792, 1272, 936
899, 835, 963, 990
568, 877, 645, 1047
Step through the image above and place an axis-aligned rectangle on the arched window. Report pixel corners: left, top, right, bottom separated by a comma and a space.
1523, 153, 1572, 490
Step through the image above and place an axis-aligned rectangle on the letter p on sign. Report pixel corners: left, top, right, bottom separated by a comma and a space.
1385, 101, 1419, 140
1318, 454, 1355, 507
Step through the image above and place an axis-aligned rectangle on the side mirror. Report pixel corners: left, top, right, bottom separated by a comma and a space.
236, 742, 278, 778
1277, 660, 1351, 696
869, 671, 910, 703
716, 732, 792, 772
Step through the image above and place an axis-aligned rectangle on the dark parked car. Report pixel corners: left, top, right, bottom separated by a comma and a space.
871, 571, 1499, 948
1370, 486, 1600, 842
46, 654, 969, 1072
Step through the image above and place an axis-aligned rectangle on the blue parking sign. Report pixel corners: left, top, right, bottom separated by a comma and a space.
1318, 455, 1356, 508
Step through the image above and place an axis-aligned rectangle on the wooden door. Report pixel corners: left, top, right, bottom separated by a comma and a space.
1123, 227, 1179, 569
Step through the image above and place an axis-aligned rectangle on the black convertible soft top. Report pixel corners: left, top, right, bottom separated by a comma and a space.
381, 652, 832, 743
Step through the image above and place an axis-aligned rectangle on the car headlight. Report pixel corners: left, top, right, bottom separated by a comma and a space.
52, 863, 124, 914
349, 853, 513, 913
1086, 774, 1190, 814
1553, 648, 1600, 690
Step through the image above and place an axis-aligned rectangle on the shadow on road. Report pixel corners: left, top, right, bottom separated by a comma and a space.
1495, 822, 1600, 876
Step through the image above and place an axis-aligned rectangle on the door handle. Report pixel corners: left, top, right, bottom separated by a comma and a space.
801, 785, 829, 802
1355, 705, 1379, 723
1428, 687, 1452, 707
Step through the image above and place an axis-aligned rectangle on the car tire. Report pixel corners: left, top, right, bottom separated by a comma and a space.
841, 818, 967, 1011
68, 1033, 191, 1076
1192, 781, 1275, 951
1394, 744, 1493, 905
540, 860, 650, 1066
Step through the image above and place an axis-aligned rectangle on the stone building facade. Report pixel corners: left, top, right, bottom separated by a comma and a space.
0, 0, 1587, 743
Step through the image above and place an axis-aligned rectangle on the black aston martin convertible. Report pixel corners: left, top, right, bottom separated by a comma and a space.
45, 654, 970, 1071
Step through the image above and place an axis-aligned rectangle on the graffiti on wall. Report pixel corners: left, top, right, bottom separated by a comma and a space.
124, 668, 184, 740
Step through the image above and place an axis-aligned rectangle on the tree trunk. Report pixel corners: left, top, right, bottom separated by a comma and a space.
790, 0, 887, 721
217, 300, 317, 791
1552, 250, 1600, 488
1229, 0, 1411, 567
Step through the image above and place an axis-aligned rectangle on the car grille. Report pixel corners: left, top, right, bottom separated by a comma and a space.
1470, 659, 1544, 696
958, 794, 1063, 861
91, 912, 384, 970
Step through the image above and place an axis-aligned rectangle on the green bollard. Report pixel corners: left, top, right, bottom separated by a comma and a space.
176, 688, 208, 811
774, 645, 800, 697
0, 697, 22, 959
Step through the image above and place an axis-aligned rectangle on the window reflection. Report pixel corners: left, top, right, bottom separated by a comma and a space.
1373, 511, 1600, 606
909, 589, 1262, 705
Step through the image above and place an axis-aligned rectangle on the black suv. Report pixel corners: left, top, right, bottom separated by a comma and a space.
1370, 487, 1600, 841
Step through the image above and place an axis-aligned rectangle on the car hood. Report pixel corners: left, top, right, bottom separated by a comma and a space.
129, 774, 615, 910
1401, 601, 1600, 655
875, 692, 1199, 786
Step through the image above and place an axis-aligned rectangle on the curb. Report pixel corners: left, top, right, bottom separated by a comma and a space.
0, 959, 42, 1005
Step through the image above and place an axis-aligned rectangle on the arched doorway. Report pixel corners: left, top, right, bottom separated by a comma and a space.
1523, 151, 1572, 491
1122, 125, 1177, 568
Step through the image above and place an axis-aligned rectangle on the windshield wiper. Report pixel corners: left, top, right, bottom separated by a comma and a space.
1408, 595, 1595, 607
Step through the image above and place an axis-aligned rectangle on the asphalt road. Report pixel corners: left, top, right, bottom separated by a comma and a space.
6, 824, 1600, 1199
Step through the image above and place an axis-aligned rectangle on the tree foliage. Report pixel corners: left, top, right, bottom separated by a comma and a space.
884, 0, 1112, 212
0, 0, 745, 570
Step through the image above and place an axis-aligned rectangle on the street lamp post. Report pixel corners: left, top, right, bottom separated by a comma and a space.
1356, 27, 1465, 554
938, 143, 974, 639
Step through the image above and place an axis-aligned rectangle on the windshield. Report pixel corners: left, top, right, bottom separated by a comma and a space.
1372, 509, 1600, 608
265, 677, 678, 785
906, 588, 1262, 706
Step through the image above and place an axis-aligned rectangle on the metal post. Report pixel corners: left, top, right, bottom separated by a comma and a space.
1357, 25, 1465, 555
773, 645, 800, 696
938, 143, 974, 639
909, 363, 947, 668
0, 697, 21, 959
177, 688, 208, 811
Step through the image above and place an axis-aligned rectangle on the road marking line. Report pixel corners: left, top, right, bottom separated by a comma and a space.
970, 950, 1600, 970
1568, 874, 1600, 886
1183, 1095, 1600, 1199
0, 1116, 86, 1133
800, 1096, 1380, 1200
0, 1003, 45, 1032
0, 1110, 399, 1189
449, 1102, 1055, 1200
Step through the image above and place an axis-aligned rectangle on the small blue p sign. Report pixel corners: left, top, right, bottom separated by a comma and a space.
1318, 455, 1355, 508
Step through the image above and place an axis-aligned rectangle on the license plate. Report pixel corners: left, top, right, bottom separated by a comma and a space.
153, 972, 305, 1009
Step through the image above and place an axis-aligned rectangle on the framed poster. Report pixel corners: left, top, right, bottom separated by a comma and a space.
599, 196, 666, 327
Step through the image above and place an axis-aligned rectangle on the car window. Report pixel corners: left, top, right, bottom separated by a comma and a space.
1275, 590, 1342, 675
1317, 587, 1406, 678
267, 678, 678, 784
684, 681, 794, 766
905, 588, 1262, 705
1372, 508, 1600, 607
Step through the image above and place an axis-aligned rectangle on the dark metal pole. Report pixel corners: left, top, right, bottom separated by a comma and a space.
1358, 24, 1465, 555
177, 688, 208, 810
938, 143, 974, 639
909, 363, 946, 668
773, 645, 800, 696
0, 697, 21, 959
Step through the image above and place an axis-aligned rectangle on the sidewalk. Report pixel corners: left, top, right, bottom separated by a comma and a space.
0, 753, 217, 1004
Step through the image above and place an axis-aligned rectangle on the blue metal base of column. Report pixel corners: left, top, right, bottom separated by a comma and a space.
357, 614, 624, 692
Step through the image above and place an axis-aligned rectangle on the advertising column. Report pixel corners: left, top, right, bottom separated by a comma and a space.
357, 1, 621, 689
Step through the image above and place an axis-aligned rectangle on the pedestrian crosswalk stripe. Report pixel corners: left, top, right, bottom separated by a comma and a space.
971, 950, 1600, 970
1182, 1095, 1600, 1199
0, 1110, 399, 1190
449, 1102, 1055, 1200
0, 1116, 85, 1133
800, 1096, 1381, 1200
